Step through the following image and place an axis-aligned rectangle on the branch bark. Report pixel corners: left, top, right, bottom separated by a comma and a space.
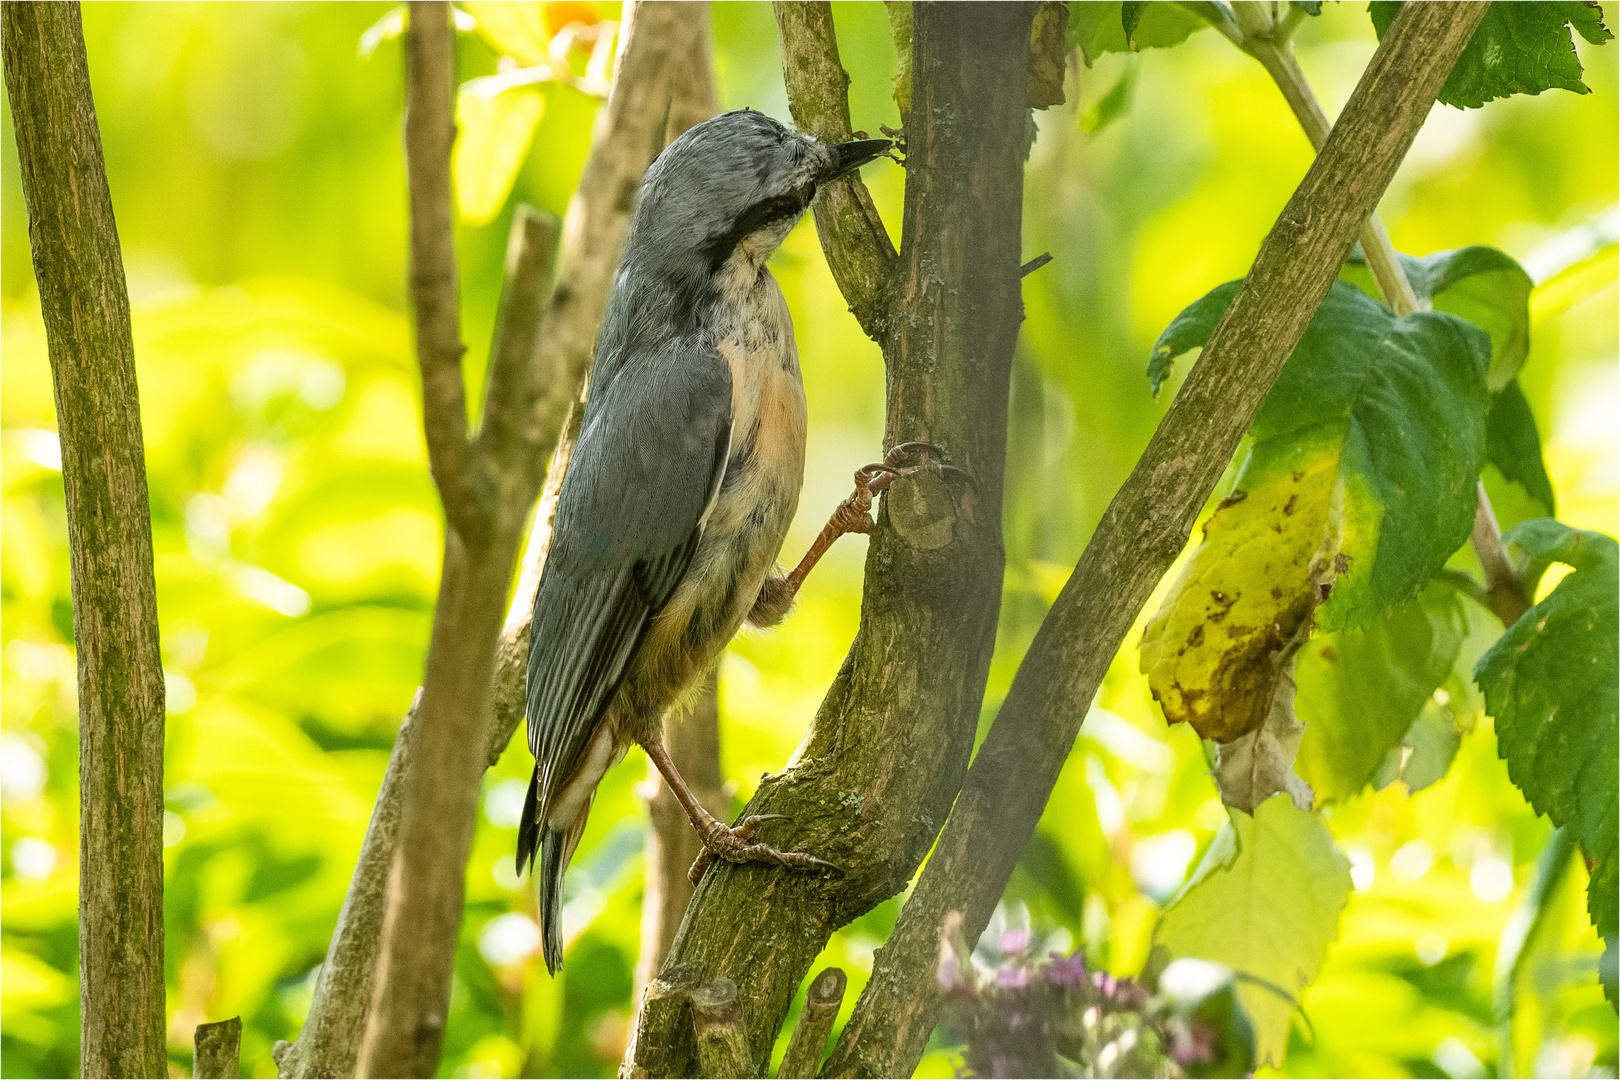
824, 4, 1491, 1074
281, 6, 697, 1075
624, 4, 1033, 1075
774, 1, 898, 339
1, 5, 168, 1077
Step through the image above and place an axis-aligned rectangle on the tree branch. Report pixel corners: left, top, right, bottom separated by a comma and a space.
1, 5, 168, 1077
824, 4, 1492, 1075
524, 1, 695, 468
625, 5, 1034, 1075
282, 7, 695, 1074
273, 704, 415, 1079
774, 2, 898, 340
404, 1, 483, 541
477, 206, 563, 477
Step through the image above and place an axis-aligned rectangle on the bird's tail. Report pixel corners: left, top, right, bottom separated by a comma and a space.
517, 767, 592, 975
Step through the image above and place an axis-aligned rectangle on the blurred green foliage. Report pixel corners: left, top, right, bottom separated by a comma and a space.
1, 3, 1616, 1078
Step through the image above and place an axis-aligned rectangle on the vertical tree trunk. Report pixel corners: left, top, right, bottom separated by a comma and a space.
625, 4, 1034, 1074
1, 4, 168, 1077
823, 4, 1493, 1074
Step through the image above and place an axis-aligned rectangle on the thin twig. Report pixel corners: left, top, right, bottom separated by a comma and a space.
477, 206, 562, 475
404, 0, 483, 541
1472, 481, 1533, 626
773, 1, 898, 339
824, 5, 1492, 1075
1230, 1, 1423, 316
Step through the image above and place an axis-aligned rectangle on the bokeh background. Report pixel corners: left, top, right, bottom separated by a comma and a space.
2, 3, 1616, 1077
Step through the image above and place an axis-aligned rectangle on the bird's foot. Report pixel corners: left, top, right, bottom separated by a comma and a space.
687, 814, 840, 885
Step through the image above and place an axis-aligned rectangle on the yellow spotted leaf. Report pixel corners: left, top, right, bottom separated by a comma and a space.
1141, 282, 1490, 762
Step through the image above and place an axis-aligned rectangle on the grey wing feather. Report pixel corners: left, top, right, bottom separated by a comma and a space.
524, 338, 731, 831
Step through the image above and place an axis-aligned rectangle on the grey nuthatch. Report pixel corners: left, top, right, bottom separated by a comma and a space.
517, 110, 893, 973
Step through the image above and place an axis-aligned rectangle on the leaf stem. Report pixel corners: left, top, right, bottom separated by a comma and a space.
1229, 2, 1422, 316
1226, 1, 1538, 627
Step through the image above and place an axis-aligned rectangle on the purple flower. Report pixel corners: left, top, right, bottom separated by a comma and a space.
999, 927, 1031, 955
997, 964, 1030, 989
1042, 951, 1089, 987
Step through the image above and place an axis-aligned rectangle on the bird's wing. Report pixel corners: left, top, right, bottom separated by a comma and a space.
524, 338, 731, 826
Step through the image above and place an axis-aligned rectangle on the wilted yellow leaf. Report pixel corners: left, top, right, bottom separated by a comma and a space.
1139, 431, 1338, 743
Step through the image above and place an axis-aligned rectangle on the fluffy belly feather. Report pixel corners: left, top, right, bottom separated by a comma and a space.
607, 265, 806, 740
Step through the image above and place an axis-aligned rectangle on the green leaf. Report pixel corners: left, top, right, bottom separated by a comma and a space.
1081, 61, 1136, 133
1141, 282, 1490, 751
1294, 580, 1467, 802
453, 77, 547, 226
1372, 672, 1470, 793
1342, 245, 1532, 391
1487, 378, 1557, 514
1475, 520, 1619, 943
1370, 1, 1614, 109
1146, 280, 1239, 397
1155, 797, 1353, 1069
1069, 1, 1204, 65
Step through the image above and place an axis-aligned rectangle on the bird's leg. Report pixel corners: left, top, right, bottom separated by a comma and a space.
749, 442, 942, 627
640, 738, 837, 885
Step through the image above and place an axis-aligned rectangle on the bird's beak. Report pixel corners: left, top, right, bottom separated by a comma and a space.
821, 138, 891, 182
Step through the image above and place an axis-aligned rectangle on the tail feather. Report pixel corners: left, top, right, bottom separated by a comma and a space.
515, 768, 541, 877
536, 799, 592, 975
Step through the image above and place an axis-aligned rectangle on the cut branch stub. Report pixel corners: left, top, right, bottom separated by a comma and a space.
195, 1017, 243, 1080
691, 979, 754, 1079
777, 967, 848, 1079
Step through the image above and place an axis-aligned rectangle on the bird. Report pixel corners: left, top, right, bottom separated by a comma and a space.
517, 109, 893, 974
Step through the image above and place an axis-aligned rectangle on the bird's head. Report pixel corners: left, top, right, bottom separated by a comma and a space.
630, 109, 889, 279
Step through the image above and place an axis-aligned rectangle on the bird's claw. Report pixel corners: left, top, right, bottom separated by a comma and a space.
687, 815, 841, 885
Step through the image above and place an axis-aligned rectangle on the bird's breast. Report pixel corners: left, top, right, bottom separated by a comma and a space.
638, 268, 807, 677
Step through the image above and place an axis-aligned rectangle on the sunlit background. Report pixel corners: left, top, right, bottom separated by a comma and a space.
2, 3, 1615, 1077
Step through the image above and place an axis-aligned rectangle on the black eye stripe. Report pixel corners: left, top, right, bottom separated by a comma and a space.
702, 183, 815, 269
